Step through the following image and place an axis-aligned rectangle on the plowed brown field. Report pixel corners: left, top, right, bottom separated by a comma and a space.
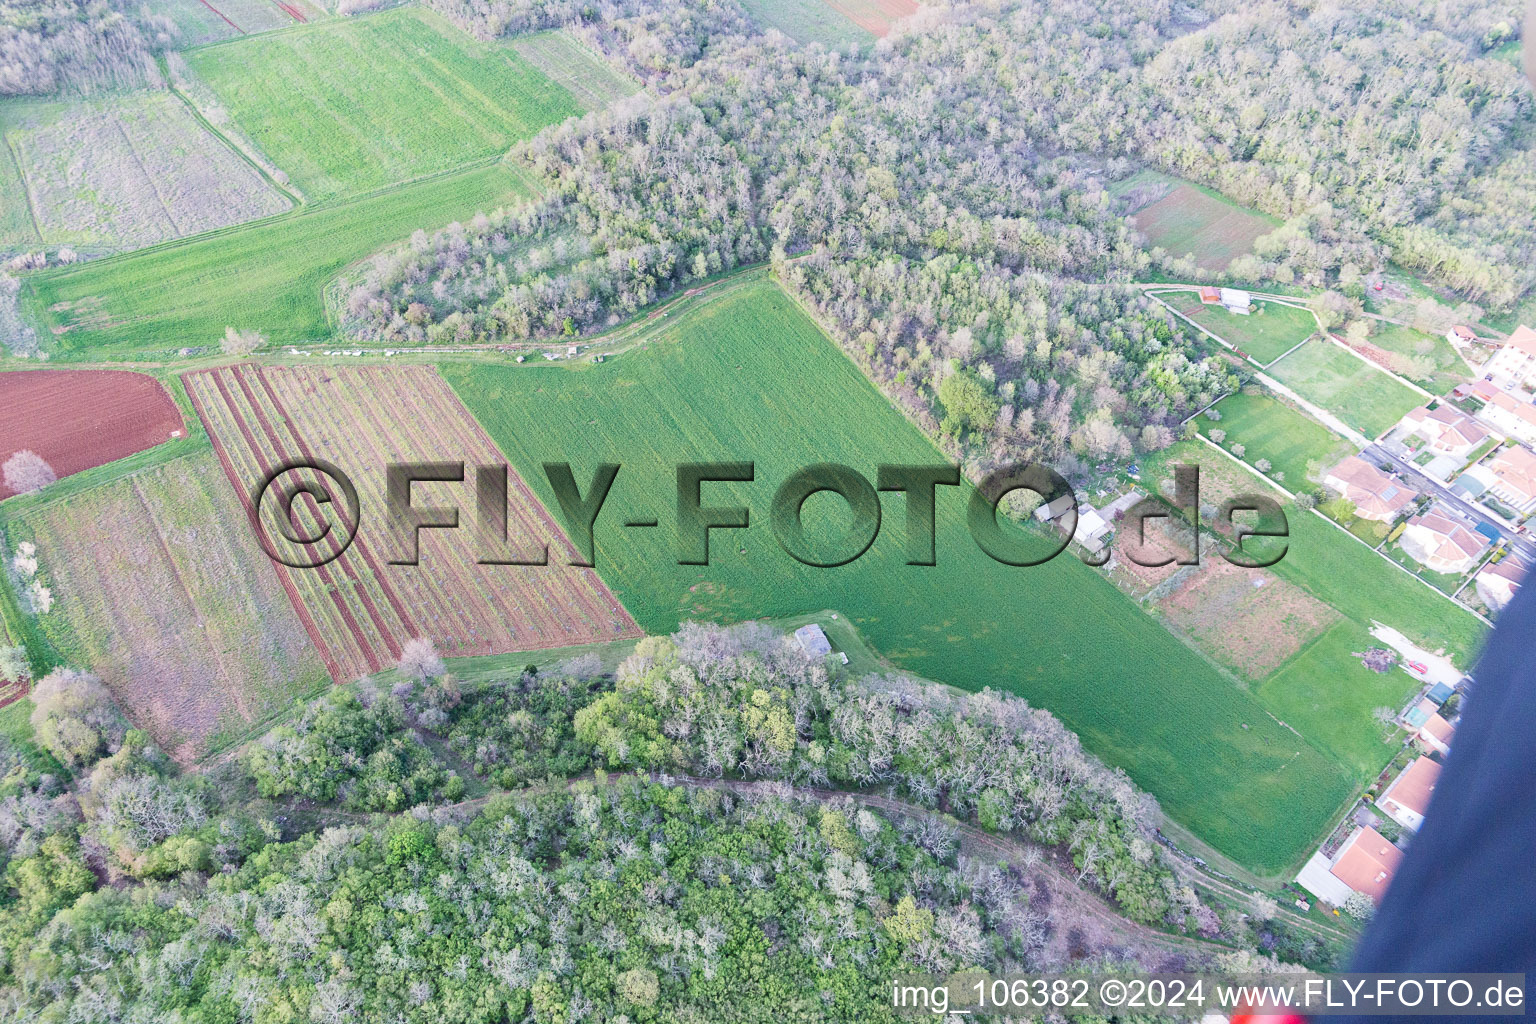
0, 370, 184, 499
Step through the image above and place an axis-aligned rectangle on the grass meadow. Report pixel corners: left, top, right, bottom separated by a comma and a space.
739, 0, 873, 47
1125, 173, 1278, 272
3, 91, 290, 249
185, 8, 580, 200
1267, 339, 1425, 439
1197, 392, 1354, 489
1361, 322, 1469, 393
444, 277, 1357, 872
22, 162, 533, 359
1163, 291, 1316, 364
509, 31, 639, 111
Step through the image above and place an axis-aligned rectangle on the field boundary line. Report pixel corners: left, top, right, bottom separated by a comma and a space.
1191, 433, 1296, 500
1322, 332, 1436, 400
1, 132, 44, 246
160, 57, 300, 207
195, 0, 244, 33
1263, 333, 1314, 368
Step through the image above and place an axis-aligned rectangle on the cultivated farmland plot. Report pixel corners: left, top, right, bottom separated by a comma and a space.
185, 363, 640, 684
1123, 172, 1277, 272
184, 7, 581, 201
509, 31, 640, 111
2, 91, 290, 249
443, 278, 1358, 872
4, 452, 328, 761
740, 0, 874, 47
1266, 339, 1425, 439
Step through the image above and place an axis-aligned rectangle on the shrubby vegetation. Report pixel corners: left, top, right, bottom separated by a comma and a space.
0, 621, 1338, 1020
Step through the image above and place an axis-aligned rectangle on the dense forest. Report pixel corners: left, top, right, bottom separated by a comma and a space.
0, 0, 172, 96
0, 623, 1329, 1022
341, 0, 1530, 472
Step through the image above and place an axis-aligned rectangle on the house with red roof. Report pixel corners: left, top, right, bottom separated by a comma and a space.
1482, 325, 1536, 390
1400, 509, 1490, 574
1324, 456, 1416, 521
1485, 445, 1536, 513
1475, 388, 1536, 447
1296, 825, 1403, 906
1377, 757, 1442, 832
1401, 405, 1489, 460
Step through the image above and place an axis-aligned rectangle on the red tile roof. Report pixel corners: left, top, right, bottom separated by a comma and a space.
1329, 826, 1402, 902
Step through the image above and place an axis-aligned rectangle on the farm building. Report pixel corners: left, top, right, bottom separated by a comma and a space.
1218, 288, 1252, 314
1400, 405, 1489, 459
1399, 510, 1489, 575
1073, 505, 1112, 553
1480, 325, 1536, 389
1377, 756, 1442, 832
1296, 825, 1402, 906
1484, 446, 1536, 513
1323, 456, 1416, 521
1476, 555, 1527, 613
1033, 494, 1076, 522
794, 623, 832, 658
1198, 286, 1221, 304
1425, 681, 1456, 705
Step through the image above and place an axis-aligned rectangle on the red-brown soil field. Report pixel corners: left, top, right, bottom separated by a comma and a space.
827, 0, 918, 36
0, 370, 184, 499
185, 363, 642, 683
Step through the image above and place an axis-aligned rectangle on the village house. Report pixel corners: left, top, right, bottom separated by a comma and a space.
1399, 510, 1490, 574
1401, 404, 1490, 459
1296, 825, 1403, 906
1323, 456, 1416, 521
1468, 384, 1536, 446
1476, 555, 1526, 613
1484, 445, 1536, 514
1447, 324, 1478, 346
1073, 504, 1112, 554
1481, 325, 1536, 390
1377, 756, 1442, 832
1402, 697, 1455, 756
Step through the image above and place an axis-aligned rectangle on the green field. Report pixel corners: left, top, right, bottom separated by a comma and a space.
1197, 392, 1354, 489
20, 162, 533, 359
1140, 441, 1487, 666
1267, 339, 1425, 439
185, 8, 580, 200
443, 277, 1356, 871
1255, 620, 1410, 776
509, 31, 640, 111
1162, 292, 1317, 364
1361, 322, 1469, 392
1123, 172, 1278, 272
740, 0, 873, 47
0, 128, 39, 247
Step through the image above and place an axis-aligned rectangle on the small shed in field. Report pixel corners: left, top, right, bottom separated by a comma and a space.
794, 623, 832, 658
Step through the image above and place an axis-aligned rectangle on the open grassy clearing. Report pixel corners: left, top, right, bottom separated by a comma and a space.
509, 30, 640, 111
1350, 321, 1469, 392
21, 162, 532, 359
1122, 171, 1278, 272
1139, 441, 1487, 665
443, 277, 1355, 872
740, 0, 873, 47
1196, 392, 1354, 490
0, 131, 39, 248
1254, 620, 1413, 777
185, 7, 579, 200
824, 0, 918, 36
2, 92, 290, 249
186, 362, 640, 682
144, 0, 243, 46
1266, 339, 1425, 439
1161, 291, 1316, 364
1, 450, 328, 761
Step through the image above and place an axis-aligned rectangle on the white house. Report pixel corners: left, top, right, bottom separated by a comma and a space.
1475, 388, 1536, 447
1377, 757, 1441, 832
1476, 555, 1526, 613
1447, 324, 1478, 347
1481, 325, 1536, 389
1218, 288, 1252, 315
1073, 505, 1111, 553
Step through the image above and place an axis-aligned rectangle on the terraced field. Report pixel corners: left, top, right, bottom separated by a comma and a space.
185, 7, 580, 200
444, 277, 1357, 872
186, 363, 640, 683
22, 162, 533, 359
